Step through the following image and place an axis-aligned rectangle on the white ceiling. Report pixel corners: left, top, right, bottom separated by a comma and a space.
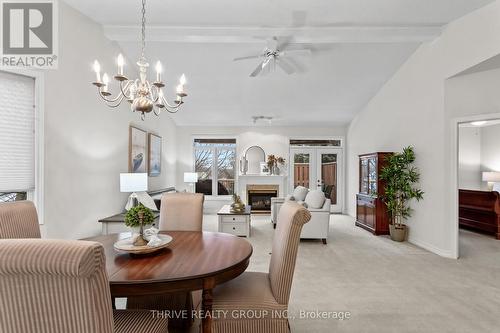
64, 0, 494, 126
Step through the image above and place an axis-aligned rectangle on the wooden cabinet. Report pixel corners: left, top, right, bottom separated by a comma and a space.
356, 152, 392, 235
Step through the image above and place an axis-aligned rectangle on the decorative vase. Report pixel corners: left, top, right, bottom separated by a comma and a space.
272, 166, 280, 175
389, 224, 407, 242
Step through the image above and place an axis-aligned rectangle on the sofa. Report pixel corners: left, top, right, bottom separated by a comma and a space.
271, 186, 331, 244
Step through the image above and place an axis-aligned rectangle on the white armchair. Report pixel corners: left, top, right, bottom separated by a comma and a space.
271, 193, 330, 244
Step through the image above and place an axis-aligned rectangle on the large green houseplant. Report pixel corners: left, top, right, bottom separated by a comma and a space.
379, 146, 424, 242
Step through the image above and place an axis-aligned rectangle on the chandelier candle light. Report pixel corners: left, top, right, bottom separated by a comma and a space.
91, 0, 188, 119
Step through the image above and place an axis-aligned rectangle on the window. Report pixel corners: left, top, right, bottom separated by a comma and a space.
0, 70, 42, 216
194, 138, 236, 196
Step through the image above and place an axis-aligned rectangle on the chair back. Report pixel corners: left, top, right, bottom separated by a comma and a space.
159, 192, 204, 231
268, 201, 311, 305
0, 201, 41, 239
0, 239, 114, 333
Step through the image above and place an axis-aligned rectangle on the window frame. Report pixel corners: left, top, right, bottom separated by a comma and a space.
1, 68, 44, 224
192, 136, 237, 198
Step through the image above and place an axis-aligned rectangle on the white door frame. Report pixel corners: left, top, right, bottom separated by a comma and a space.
450, 112, 500, 259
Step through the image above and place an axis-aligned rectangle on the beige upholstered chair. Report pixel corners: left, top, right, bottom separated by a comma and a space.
158, 192, 204, 231
211, 201, 311, 333
128, 192, 204, 328
0, 201, 41, 239
0, 239, 168, 333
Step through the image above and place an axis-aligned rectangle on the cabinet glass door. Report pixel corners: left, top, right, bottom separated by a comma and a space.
360, 158, 369, 194
368, 157, 377, 195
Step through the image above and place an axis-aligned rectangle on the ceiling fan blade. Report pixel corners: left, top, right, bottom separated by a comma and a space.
250, 61, 266, 77
234, 55, 261, 61
277, 58, 295, 75
276, 36, 293, 51
281, 49, 311, 57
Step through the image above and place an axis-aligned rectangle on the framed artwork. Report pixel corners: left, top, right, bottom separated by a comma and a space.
129, 126, 147, 173
148, 133, 162, 177
260, 162, 270, 175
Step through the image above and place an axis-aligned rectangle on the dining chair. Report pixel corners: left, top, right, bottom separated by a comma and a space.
0, 239, 169, 333
158, 192, 204, 231
127, 192, 204, 328
0, 201, 41, 239
210, 201, 311, 333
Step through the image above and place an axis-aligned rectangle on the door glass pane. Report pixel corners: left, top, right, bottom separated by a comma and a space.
194, 149, 213, 195
320, 154, 337, 204
293, 153, 310, 188
217, 148, 235, 195
368, 158, 377, 195
360, 159, 368, 194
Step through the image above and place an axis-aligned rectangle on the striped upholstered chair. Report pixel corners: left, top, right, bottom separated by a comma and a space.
0, 201, 41, 239
0, 239, 168, 333
127, 192, 204, 328
211, 201, 311, 333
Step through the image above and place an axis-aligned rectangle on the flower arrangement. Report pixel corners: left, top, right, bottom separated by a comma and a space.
267, 155, 286, 175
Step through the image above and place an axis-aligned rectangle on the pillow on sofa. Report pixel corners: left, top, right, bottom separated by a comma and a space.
292, 186, 309, 202
285, 194, 295, 201
305, 190, 326, 209
297, 200, 308, 208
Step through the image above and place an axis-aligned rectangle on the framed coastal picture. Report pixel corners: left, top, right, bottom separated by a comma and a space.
148, 133, 162, 177
260, 162, 270, 175
129, 126, 147, 173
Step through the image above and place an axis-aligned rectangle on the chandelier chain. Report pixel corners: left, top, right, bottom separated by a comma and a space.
140, 0, 146, 61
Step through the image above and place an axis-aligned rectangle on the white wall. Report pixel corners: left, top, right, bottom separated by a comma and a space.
481, 124, 500, 174
347, 0, 500, 258
175, 125, 346, 212
458, 127, 481, 190
40, 3, 177, 239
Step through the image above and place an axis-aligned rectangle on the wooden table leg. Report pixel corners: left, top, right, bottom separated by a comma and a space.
202, 278, 215, 333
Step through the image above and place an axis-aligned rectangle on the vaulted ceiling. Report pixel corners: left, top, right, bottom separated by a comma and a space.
64, 0, 494, 126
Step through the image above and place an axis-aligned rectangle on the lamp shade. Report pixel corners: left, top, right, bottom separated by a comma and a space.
184, 172, 198, 183
482, 172, 500, 182
120, 173, 148, 192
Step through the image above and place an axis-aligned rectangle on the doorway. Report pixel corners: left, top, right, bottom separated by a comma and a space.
290, 147, 343, 213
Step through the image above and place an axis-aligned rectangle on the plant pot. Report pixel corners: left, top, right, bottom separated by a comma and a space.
389, 224, 407, 242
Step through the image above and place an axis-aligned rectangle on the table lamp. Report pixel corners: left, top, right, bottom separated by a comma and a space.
482, 172, 500, 191
184, 172, 198, 193
120, 173, 148, 207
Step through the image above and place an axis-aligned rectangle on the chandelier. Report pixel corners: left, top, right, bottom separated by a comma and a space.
91, 0, 187, 119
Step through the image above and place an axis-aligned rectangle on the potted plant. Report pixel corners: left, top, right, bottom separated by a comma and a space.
125, 203, 155, 246
379, 146, 424, 242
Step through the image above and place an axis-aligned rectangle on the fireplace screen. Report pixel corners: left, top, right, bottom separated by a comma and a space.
247, 185, 278, 213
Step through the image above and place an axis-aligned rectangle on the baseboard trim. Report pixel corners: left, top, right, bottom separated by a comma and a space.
408, 236, 457, 259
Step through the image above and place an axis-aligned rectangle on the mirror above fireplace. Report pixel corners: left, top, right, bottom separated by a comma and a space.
241, 145, 266, 175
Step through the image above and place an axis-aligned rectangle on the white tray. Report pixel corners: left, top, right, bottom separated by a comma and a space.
113, 234, 173, 254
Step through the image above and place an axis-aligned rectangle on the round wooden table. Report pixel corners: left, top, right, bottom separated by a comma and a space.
85, 231, 253, 333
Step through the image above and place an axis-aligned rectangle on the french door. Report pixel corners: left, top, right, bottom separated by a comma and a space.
290, 148, 343, 213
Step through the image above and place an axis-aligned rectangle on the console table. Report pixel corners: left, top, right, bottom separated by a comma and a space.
98, 212, 159, 235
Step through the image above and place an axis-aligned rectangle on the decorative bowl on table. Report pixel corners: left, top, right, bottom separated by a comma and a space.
113, 234, 173, 255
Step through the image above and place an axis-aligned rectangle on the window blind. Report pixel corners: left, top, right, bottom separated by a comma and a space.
0, 71, 35, 192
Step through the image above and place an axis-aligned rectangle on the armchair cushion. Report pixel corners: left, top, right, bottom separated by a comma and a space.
292, 186, 309, 201
304, 190, 326, 209
113, 310, 168, 333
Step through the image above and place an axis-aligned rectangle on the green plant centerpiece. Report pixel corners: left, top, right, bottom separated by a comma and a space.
379, 146, 424, 242
125, 203, 155, 246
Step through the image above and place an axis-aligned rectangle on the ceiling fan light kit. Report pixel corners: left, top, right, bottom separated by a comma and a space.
91, 0, 188, 120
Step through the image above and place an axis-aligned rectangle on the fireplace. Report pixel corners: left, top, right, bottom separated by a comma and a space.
247, 184, 279, 214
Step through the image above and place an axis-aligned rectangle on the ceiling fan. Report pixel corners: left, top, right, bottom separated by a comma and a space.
234, 36, 312, 77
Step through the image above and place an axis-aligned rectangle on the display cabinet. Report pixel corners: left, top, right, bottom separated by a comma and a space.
356, 152, 392, 235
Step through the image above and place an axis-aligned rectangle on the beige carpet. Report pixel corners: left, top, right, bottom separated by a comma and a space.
122, 214, 500, 332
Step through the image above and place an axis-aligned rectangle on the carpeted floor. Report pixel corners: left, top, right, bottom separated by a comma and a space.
121, 214, 500, 332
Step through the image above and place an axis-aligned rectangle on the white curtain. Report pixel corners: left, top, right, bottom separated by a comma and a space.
0, 71, 35, 192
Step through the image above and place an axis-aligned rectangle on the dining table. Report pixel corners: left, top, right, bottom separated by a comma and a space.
84, 231, 253, 333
